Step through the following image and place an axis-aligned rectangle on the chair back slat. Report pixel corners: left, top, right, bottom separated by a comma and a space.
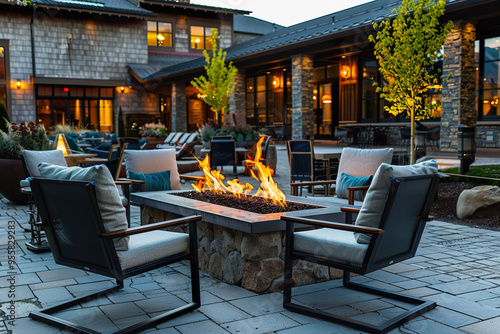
31, 178, 120, 277
367, 175, 438, 272
287, 140, 314, 182
209, 137, 236, 168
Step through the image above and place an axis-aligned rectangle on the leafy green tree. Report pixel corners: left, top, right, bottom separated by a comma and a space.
0, 101, 10, 133
369, 0, 453, 163
191, 29, 237, 122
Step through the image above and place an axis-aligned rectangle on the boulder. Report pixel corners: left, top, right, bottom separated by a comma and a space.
241, 258, 284, 292
457, 185, 500, 219
241, 232, 282, 261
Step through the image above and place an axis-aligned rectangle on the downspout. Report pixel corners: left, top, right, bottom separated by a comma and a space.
31, 6, 36, 77
31, 5, 37, 121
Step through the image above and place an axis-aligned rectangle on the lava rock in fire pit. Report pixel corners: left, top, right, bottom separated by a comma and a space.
174, 191, 315, 214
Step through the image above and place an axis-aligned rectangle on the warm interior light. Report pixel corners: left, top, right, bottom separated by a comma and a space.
192, 136, 286, 206
16, 81, 21, 89
197, 93, 206, 99
56, 134, 69, 156
157, 34, 165, 41
322, 93, 332, 104
341, 66, 350, 79
312, 96, 317, 100
194, 38, 200, 43
120, 86, 125, 93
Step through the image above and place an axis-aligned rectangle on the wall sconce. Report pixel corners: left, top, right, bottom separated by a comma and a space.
197, 93, 206, 99
16, 81, 21, 89
341, 66, 350, 79
120, 87, 125, 93
322, 93, 332, 104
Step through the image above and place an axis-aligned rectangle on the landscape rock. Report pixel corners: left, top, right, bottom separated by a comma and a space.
241, 232, 282, 261
241, 258, 284, 292
292, 260, 330, 286
208, 253, 225, 280
457, 185, 500, 219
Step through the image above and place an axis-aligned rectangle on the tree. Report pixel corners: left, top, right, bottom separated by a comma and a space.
191, 28, 238, 122
369, 0, 453, 164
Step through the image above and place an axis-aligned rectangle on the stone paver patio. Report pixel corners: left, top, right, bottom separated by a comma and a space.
1, 144, 500, 333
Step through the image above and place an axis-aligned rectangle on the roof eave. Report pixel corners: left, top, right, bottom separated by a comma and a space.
33, 3, 156, 19
141, 0, 251, 15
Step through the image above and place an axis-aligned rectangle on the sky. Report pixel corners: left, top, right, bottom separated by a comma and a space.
191, 0, 374, 27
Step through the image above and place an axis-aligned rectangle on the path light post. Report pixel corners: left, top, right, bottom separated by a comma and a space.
457, 125, 476, 176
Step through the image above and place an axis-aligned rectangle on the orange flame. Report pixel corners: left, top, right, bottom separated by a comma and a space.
192, 136, 286, 206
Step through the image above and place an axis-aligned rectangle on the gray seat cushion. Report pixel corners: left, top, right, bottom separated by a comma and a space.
117, 230, 189, 271
22, 150, 67, 177
37, 163, 129, 250
294, 228, 368, 268
354, 160, 438, 244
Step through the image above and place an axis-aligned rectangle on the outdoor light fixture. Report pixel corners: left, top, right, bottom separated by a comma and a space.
16, 81, 21, 89
341, 66, 350, 79
414, 130, 427, 160
457, 125, 476, 176
322, 93, 332, 104
120, 86, 125, 93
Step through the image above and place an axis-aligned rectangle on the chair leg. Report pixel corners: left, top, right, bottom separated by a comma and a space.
284, 268, 436, 334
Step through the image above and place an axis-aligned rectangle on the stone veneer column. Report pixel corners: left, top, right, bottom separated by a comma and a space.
291, 54, 314, 140
441, 21, 476, 152
228, 70, 246, 126
171, 81, 187, 132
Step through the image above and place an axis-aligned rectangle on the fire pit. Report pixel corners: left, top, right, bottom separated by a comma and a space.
131, 138, 349, 292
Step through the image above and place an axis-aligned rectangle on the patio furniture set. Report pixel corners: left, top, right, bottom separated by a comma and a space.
19, 136, 441, 333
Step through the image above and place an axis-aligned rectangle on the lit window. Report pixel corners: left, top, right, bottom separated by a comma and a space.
190, 26, 214, 50
147, 21, 172, 47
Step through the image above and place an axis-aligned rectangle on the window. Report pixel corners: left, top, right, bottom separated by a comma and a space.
482, 37, 500, 117
190, 26, 214, 50
246, 70, 287, 125
147, 21, 173, 47
36, 85, 114, 131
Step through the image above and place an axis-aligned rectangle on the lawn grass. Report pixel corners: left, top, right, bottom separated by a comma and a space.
439, 165, 500, 185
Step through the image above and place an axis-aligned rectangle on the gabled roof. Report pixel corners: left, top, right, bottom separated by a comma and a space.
144, 0, 481, 82
11, 0, 155, 18
234, 15, 283, 35
142, 0, 250, 15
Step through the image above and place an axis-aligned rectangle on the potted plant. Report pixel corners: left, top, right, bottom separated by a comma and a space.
198, 120, 259, 148
0, 121, 52, 204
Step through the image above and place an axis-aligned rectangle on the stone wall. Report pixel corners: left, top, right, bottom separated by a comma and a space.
291, 54, 314, 140
477, 126, 500, 148
172, 80, 187, 132
144, 207, 341, 293
441, 21, 477, 152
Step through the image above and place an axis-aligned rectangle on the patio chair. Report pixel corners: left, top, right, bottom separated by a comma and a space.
118, 137, 147, 150
84, 143, 120, 160
29, 176, 201, 334
334, 147, 393, 204
287, 140, 335, 196
209, 136, 237, 174
281, 160, 439, 334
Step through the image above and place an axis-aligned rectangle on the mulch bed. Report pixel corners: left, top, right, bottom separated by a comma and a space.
430, 181, 500, 231
174, 190, 316, 214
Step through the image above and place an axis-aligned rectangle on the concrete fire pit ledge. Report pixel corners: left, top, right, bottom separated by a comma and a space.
131, 190, 354, 293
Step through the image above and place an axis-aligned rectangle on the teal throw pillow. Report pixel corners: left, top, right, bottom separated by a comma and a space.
336, 173, 373, 201
128, 170, 171, 192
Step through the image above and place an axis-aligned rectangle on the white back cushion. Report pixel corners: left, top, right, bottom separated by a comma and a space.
354, 160, 438, 243
124, 149, 181, 190
22, 150, 67, 177
336, 147, 394, 185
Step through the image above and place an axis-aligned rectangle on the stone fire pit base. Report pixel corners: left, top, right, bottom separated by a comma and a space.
143, 207, 343, 293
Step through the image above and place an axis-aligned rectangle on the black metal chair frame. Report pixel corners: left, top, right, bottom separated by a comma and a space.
281, 174, 439, 334
287, 140, 334, 196
209, 136, 237, 175
29, 178, 201, 334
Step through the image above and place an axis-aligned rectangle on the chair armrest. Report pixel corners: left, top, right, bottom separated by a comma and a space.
101, 215, 202, 239
114, 179, 132, 185
341, 207, 360, 214
281, 215, 384, 235
180, 175, 205, 181
347, 185, 369, 205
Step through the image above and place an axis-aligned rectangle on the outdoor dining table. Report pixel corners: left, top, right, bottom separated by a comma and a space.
64, 153, 97, 167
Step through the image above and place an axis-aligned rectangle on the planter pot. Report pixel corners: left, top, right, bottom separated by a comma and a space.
0, 158, 28, 205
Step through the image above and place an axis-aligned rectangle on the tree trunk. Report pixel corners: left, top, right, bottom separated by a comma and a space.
410, 109, 415, 164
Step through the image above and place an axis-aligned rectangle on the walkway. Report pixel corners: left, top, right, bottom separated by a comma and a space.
1, 144, 500, 333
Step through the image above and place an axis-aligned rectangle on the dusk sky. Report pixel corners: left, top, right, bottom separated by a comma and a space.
192, 0, 374, 27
